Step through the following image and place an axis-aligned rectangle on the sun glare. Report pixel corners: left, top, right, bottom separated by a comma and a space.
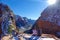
47, 0, 56, 5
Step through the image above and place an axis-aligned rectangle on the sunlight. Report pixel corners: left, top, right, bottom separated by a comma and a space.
47, 0, 56, 5
41, 38, 55, 40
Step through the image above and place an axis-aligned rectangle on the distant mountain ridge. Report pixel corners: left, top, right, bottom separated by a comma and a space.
15, 15, 35, 32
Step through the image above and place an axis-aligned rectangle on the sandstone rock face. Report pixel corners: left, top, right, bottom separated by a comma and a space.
33, 1, 60, 38
0, 3, 17, 35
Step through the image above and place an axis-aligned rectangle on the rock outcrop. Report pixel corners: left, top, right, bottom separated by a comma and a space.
0, 3, 17, 35
32, 0, 60, 38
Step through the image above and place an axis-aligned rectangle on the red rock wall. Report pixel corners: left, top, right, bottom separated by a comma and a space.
34, 20, 60, 37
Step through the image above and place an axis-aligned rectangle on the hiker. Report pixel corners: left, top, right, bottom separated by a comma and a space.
29, 29, 41, 40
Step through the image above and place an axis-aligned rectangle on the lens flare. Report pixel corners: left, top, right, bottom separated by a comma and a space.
47, 0, 56, 5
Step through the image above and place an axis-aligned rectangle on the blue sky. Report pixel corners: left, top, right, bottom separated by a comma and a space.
1, 0, 48, 20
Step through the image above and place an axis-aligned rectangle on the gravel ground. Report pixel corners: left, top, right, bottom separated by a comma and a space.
1, 34, 60, 40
